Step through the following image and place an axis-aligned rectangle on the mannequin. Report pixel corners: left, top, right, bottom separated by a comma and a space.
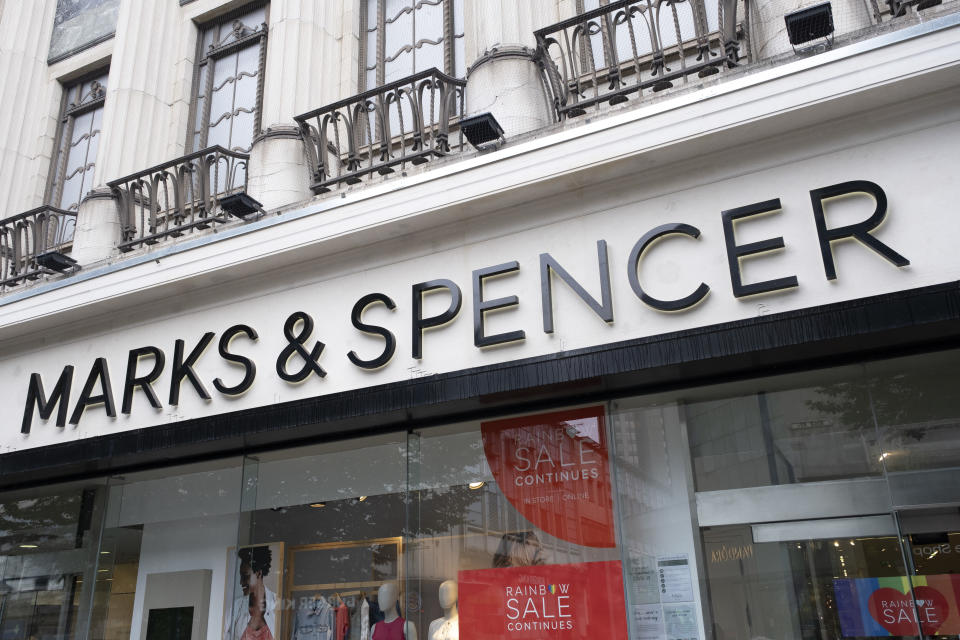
427, 581, 458, 640
370, 583, 416, 640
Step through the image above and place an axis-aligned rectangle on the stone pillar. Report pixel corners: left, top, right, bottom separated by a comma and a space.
463, 1, 558, 140
247, 127, 312, 211
68, 0, 183, 264
750, 0, 874, 60
72, 188, 122, 266
0, 0, 59, 217
95, 0, 182, 185
249, 0, 349, 208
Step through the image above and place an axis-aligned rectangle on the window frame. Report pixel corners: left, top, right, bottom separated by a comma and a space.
45, 68, 109, 212
185, 2, 269, 154
358, 0, 462, 91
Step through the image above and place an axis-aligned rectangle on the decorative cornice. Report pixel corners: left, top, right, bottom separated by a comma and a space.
467, 45, 538, 77
253, 125, 303, 145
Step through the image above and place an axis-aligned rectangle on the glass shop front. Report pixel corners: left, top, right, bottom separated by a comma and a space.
3, 347, 960, 640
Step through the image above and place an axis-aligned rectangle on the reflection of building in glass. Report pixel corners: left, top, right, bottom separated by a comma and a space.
49, 0, 120, 62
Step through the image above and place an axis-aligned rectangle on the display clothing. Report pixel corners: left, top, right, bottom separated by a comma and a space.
241, 623, 275, 640
335, 602, 349, 640
359, 598, 370, 640
292, 597, 335, 640
427, 617, 457, 640
371, 617, 406, 640
229, 588, 278, 640
367, 598, 385, 626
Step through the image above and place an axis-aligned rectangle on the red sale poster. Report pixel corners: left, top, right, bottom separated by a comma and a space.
835, 575, 960, 636
458, 561, 628, 640
481, 406, 615, 548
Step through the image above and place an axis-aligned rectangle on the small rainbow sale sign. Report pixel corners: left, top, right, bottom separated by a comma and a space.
834, 575, 960, 636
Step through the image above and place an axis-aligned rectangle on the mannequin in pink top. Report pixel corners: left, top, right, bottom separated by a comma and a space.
370, 583, 417, 640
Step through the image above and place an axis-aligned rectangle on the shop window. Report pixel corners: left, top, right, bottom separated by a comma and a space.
234, 434, 409, 640
359, 0, 465, 90
0, 480, 110, 640
407, 408, 629, 639
189, 4, 268, 154
48, 71, 108, 212
5, 349, 960, 640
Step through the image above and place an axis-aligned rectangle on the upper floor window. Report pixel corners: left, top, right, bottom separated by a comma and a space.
360, 0, 464, 90
48, 71, 108, 212
189, 4, 268, 154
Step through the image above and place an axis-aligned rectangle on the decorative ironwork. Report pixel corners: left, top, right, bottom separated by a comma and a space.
535, 0, 742, 119
294, 68, 466, 195
0, 206, 77, 291
107, 146, 248, 252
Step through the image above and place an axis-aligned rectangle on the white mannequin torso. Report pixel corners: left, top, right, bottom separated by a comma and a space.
427, 580, 458, 640
370, 584, 417, 640
427, 613, 458, 640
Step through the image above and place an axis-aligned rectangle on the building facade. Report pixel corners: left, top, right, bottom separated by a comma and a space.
1, 1, 960, 639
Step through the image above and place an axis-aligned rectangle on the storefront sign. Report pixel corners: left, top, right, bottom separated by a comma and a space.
481, 406, 615, 548
458, 561, 628, 639
834, 575, 960, 636
9, 173, 932, 446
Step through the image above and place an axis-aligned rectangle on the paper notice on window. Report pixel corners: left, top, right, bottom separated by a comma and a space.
633, 603, 666, 640
657, 554, 694, 603
628, 553, 661, 605
663, 603, 698, 640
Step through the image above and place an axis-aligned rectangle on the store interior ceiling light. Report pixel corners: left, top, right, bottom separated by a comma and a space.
468, 481, 485, 490
784, 2, 834, 47
309, 502, 326, 508
18, 544, 39, 549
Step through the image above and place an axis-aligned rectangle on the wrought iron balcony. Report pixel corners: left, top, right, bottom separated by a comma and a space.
0, 206, 77, 291
108, 146, 248, 252
535, 0, 742, 119
295, 68, 467, 194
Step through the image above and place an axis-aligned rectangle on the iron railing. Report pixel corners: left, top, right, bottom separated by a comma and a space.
0, 205, 77, 290
535, 0, 742, 119
108, 146, 248, 252
295, 68, 467, 194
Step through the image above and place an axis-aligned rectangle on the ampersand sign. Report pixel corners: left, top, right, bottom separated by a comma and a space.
276, 311, 326, 382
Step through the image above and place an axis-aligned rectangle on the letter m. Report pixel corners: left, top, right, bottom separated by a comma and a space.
22, 366, 74, 434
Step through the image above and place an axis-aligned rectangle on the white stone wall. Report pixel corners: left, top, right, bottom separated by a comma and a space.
0, 0, 953, 272
0, 0, 61, 216
0, 0, 566, 223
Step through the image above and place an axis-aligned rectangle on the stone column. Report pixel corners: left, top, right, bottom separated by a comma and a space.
749, 0, 874, 60
462, 1, 558, 140
249, 0, 349, 209
71, 188, 122, 267
0, 0, 59, 217
247, 127, 312, 211
95, 0, 182, 185
74, 0, 183, 264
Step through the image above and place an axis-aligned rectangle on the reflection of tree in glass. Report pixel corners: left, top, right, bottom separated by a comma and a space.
808, 371, 957, 437
0, 493, 85, 553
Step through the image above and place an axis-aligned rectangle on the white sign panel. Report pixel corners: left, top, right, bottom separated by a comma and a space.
2, 119, 959, 451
